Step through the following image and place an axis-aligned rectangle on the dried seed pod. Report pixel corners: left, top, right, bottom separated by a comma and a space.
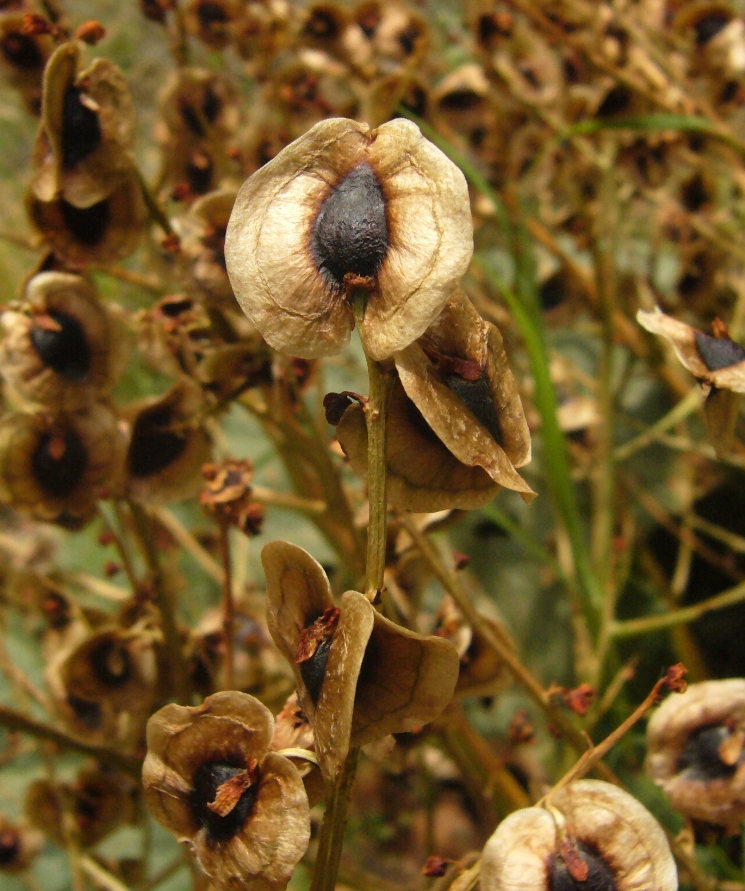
262, 540, 460, 782
30, 42, 136, 208
481, 780, 677, 891
26, 167, 146, 266
0, 815, 43, 874
434, 595, 515, 698
0, 13, 54, 115
184, 0, 238, 50
123, 378, 212, 504
637, 307, 745, 455
159, 67, 239, 145
646, 678, 745, 829
336, 290, 534, 510
0, 404, 126, 527
142, 691, 310, 890
26, 766, 133, 849
0, 271, 129, 409
175, 189, 236, 303
225, 117, 473, 360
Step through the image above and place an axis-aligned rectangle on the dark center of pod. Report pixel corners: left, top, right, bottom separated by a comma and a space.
444, 368, 503, 445
549, 842, 616, 891
1, 33, 43, 69
128, 405, 188, 478
694, 13, 731, 46
197, 1, 229, 27
0, 828, 20, 866
694, 331, 745, 371
32, 430, 87, 498
31, 310, 93, 381
678, 724, 744, 781
311, 162, 389, 286
299, 636, 333, 705
61, 85, 102, 171
90, 638, 132, 688
191, 761, 259, 841
60, 198, 110, 246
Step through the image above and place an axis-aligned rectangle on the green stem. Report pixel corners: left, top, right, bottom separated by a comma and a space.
217, 520, 235, 691
308, 747, 359, 891
362, 353, 394, 597
128, 500, 190, 704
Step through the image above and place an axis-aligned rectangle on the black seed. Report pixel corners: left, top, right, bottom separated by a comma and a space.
30, 310, 92, 381
60, 198, 110, 246
186, 155, 214, 195
679, 724, 741, 781
1, 32, 43, 69
398, 23, 421, 56
197, 0, 229, 26
90, 638, 131, 687
596, 85, 631, 118
61, 85, 102, 171
202, 86, 221, 123
191, 761, 258, 841
695, 331, 745, 371
0, 831, 19, 867
439, 90, 482, 112
32, 430, 87, 498
680, 172, 710, 212
160, 297, 194, 317
311, 162, 388, 286
299, 636, 333, 705
180, 101, 205, 137
549, 842, 617, 891
67, 693, 103, 729
695, 13, 730, 46
305, 10, 339, 39
444, 369, 503, 445
128, 405, 188, 478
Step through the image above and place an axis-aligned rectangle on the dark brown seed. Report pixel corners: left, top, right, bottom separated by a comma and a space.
191, 761, 258, 841
32, 430, 87, 498
444, 368, 503, 445
311, 162, 388, 286
678, 724, 742, 781
128, 405, 188, 478
60, 198, 110, 246
61, 85, 102, 170
694, 331, 745, 370
549, 842, 616, 891
30, 310, 92, 381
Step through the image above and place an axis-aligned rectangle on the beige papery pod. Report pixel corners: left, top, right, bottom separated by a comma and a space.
646, 678, 745, 829
0, 404, 125, 528
481, 780, 677, 891
142, 691, 310, 891
26, 167, 145, 267
336, 290, 534, 510
0, 14, 55, 115
30, 42, 136, 208
637, 307, 745, 455
175, 189, 237, 304
225, 117, 473, 360
0, 272, 129, 410
123, 378, 212, 504
262, 540, 460, 783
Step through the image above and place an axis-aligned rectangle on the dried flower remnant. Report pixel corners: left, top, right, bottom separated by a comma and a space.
124, 378, 212, 504
263, 540, 460, 782
0, 404, 125, 528
225, 117, 472, 360
336, 290, 534, 510
646, 678, 745, 829
637, 307, 745, 455
201, 459, 265, 536
30, 42, 136, 208
0, 272, 128, 409
142, 691, 310, 890
481, 780, 677, 891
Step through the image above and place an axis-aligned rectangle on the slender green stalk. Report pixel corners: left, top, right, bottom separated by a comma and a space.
309, 747, 360, 891
128, 500, 190, 704
611, 578, 745, 638
362, 353, 394, 597
217, 520, 235, 691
